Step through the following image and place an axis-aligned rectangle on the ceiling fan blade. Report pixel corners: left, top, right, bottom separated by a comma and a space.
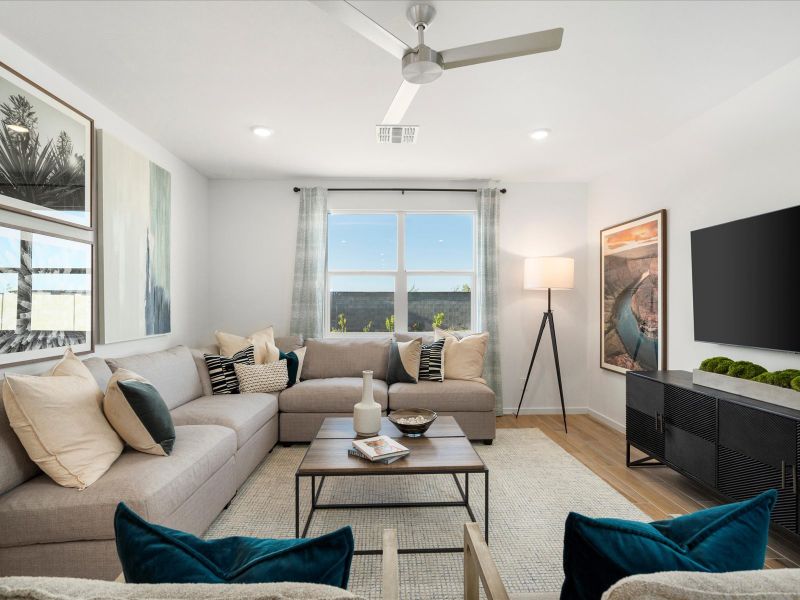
441, 28, 564, 70
311, 0, 411, 60
382, 80, 420, 124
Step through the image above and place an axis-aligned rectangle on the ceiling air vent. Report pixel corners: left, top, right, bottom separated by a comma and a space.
376, 125, 418, 144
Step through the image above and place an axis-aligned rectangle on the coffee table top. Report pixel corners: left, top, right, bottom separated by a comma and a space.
297, 416, 486, 476
316, 416, 465, 439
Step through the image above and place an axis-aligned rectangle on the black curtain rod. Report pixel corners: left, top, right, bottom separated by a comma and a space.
292, 187, 506, 194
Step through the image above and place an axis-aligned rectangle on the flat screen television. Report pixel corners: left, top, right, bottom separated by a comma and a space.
691, 205, 800, 353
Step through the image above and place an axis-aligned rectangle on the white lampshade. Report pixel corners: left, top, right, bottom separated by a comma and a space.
524, 257, 574, 290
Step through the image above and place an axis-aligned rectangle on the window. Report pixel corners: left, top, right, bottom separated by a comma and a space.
326, 211, 475, 335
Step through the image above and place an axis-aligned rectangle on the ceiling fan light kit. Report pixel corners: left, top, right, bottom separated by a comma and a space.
313, 1, 563, 132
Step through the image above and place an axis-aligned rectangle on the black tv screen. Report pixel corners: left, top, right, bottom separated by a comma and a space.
691, 205, 800, 352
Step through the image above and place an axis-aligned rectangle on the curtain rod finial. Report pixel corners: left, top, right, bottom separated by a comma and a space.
500, 188, 507, 194
293, 187, 301, 193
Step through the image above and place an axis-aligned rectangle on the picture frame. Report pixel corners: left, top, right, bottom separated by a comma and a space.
600, 210, 666, 374
0, 61, 94, 230
0, 221, 94, 366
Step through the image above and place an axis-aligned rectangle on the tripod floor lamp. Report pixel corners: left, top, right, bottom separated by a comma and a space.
515, 256, 574, 433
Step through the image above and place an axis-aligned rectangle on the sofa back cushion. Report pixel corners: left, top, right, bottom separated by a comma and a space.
0, 397, 39, 495
82, 356, 113, 391
107, 346, 202, 410
301, 338, 391, 381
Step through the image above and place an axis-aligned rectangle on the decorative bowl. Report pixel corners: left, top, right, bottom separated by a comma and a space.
388, 408, 438, 437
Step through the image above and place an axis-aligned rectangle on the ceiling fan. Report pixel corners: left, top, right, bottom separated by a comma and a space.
312, 1, 564, 125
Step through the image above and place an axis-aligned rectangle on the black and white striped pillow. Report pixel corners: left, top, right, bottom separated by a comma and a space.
203, 345, 255, 394
418, 339, 445, 382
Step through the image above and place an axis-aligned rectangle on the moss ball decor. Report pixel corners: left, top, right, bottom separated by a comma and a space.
792, 376, 800, 392
726, 361, 767, 380
699, 357, 732, 373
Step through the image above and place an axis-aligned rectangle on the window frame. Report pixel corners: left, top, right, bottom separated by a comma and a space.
325, 209, 477, 337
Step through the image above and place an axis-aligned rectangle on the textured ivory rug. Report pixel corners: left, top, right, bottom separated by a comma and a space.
206, 428, 647, 599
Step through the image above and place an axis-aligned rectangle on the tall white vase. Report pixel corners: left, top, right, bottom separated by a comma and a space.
353, 370, 381, 437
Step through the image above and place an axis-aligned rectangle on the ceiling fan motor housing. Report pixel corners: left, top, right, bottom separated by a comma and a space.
402, 45, 444, 84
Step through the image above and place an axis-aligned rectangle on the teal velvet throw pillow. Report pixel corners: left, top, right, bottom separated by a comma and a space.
561, 489, 777, 600
114, 503, 354, 587
280, 350, 301, 386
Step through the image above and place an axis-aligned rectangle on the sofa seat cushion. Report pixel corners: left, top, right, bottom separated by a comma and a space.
0, 576, 365, 599
279, 378, 388, 413
0, 425, 236, 548
170, 394, 278, 448
388, 380, 495, 412
107, 346, 202, 410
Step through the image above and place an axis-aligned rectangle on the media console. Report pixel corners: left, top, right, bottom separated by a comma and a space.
626, 370, 799, 537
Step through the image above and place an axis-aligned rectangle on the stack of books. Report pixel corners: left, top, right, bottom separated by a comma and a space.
350, 435, 410, 464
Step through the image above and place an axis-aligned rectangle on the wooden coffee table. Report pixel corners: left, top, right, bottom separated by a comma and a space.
295, 416, 489, 555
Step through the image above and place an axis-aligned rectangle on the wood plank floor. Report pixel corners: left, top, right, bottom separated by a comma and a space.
497, 414, 800, 569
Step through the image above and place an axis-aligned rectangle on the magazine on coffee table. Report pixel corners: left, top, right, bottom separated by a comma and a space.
352, 435, 409, 461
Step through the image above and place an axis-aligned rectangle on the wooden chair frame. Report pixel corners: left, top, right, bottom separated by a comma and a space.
464, 522, 510, 600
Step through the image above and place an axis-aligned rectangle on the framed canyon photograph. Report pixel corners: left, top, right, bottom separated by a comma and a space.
600, 210, 666, 374
0, 222, 93, 366
0, 61, 93, 229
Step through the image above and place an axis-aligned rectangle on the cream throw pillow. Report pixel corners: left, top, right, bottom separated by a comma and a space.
216, 327, 280, 365
3, 355, 123, 489
434, 328, 489, 384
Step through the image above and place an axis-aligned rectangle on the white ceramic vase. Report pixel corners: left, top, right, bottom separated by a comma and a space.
353, 370, 381, 437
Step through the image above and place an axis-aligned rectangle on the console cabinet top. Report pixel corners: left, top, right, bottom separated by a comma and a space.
629, 370, 800, 421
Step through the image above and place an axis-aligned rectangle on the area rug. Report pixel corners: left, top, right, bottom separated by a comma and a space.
206, 428, 647, 599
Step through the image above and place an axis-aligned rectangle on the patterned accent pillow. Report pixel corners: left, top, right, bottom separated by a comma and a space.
418, 339, 445, 382
387, 339, 422, 385
234, 360, 289, 394
203, 345, 254, 394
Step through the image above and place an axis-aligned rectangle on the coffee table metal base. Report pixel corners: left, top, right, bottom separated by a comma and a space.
294, 471, 489, 555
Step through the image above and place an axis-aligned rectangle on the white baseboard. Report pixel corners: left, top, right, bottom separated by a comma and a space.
587, 408, 625, 433
502, 406, 589, 415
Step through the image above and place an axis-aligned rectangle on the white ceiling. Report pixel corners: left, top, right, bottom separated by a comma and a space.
2, 1, 800, 182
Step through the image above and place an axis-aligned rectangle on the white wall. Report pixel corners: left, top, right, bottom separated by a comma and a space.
208, 178, 588, 413
0, 33, 210, 374
585, 56, 800, 429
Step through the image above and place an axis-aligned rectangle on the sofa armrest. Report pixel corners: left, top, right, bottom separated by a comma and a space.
464, 522, 510, 600
382, 528, 399, 600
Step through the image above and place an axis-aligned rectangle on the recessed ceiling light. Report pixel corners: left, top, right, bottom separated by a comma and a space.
530, 128, 550, 141
5, 123, 29, 134
251, 126, 273, 138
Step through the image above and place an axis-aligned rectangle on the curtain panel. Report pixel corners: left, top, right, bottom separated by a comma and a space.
290, 187, 328, 339
477, 188, 503, 415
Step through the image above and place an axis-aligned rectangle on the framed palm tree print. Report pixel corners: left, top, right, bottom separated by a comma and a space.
0, 61, 93, 229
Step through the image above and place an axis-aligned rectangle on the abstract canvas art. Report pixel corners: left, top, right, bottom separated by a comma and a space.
98, 131, 170, 343
601, 210, 666, 374
0, 61, 92, 228
0, 223, 92, 365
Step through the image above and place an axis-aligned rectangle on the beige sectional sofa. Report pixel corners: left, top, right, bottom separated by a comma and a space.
0, 336, 496, 580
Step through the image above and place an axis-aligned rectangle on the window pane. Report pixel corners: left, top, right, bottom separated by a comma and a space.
330, 275, 395, 333
406, 213, 473, 271
407, 275, 471, 332
328, 214, 397, 271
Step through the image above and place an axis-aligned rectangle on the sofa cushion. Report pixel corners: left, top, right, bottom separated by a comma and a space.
276, 334, 304, 353
82, 356, 114, 391
170, 394, 279, 449
301, 339, 391, 381
0, 425, 236, 547
389, 380, 495, 412
0, 576, 365, 599
107, 346, 203, 410
279, 378, 388, 413
0, 400, 39, 496
116, 503, 354, 588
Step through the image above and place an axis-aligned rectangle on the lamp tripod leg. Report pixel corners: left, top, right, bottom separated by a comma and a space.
548, 311, 568, 433
515, 312, 549, 418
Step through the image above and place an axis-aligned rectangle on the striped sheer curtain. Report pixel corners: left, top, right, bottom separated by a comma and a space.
477, 188, 503, 415
290, 187, 328, 339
